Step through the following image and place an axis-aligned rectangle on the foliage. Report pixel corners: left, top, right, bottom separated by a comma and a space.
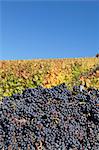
0, 57, 99, 100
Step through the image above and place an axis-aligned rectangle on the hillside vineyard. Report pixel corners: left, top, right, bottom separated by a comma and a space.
0, 57, 99, 100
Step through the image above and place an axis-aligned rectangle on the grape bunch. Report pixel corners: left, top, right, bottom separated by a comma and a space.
0, 83, 99, 150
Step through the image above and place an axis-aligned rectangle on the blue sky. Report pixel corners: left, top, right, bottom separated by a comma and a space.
0, 0, 99, 60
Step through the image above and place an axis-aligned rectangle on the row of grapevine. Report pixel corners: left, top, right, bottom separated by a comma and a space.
0, 57, 99, 100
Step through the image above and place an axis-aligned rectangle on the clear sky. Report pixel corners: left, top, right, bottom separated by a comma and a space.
0, 0, 99, 60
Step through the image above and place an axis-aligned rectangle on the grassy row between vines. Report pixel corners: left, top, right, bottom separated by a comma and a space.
0, 57, 99, 100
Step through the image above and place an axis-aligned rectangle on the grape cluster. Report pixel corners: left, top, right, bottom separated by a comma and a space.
0, 83, 99, 150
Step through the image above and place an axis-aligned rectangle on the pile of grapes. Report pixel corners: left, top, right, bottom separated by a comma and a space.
0, 83, 99, 150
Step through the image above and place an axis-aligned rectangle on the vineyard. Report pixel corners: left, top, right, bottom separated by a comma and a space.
0, 57, 99, 100
0, 57, 99, 149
